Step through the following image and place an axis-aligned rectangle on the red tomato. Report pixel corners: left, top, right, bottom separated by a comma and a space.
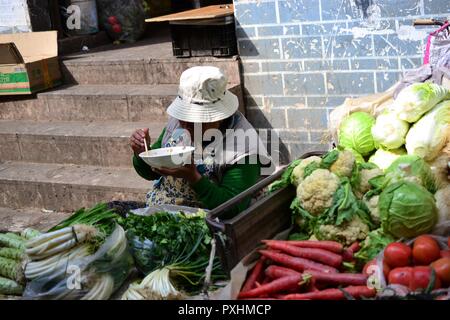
388, 267, 413, 287
384, 242, 412, 268
363, 259, 390, 279
112, 24, 122, 33
441, 250, 450, 259
412, 235, 441, 265
107, 16, 118, 25
411, 266, 441, 291
431, 258, 450, 286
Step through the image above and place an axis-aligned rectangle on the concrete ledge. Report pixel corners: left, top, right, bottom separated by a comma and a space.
0, 162, 148, 212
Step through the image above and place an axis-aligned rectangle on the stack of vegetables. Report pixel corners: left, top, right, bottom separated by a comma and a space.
238, 239, 376, 300
0, 229, 40, 296
372, 235, 450, 299
118, 210, 227, 300
269, 82, 449, 269
336, 83, 449, 230
22, 203, 133, 300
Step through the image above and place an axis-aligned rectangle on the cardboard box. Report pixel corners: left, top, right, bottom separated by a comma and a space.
0, 31, 62, 95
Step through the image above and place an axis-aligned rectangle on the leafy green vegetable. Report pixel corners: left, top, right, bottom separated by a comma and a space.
394, 82, 449, 123
48, 203, 120, 237
268, 158, 302, 192
379, 181, 438, 238
355, 229, 395, 264
385, 155, 437, 194
405, 100, 450, 161
368, 148, 407, 171
371, 112, 409, 150
338, 112, 376, 156
302, 150, 339, 179
292, 177, 375, 241
118, 211, 226, 293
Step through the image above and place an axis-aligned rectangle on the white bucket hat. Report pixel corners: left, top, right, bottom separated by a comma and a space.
166, 66, 239, 123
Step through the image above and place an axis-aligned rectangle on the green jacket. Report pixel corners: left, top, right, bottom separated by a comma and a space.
132, 128, 261, 215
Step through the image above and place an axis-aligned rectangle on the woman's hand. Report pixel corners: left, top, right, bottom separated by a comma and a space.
153, 164, 202, 184
130, 128, 150, 155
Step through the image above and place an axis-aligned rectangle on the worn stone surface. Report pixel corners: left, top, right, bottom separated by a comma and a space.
0, 207, 71, 232
0, 120, 165, 167
0, 162, 148, 212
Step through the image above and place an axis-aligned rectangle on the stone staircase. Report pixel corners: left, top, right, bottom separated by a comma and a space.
0, 35, 242, 215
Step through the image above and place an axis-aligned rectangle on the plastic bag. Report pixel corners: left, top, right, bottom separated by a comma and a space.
96, 0, 146, 43
367, 235, 450, 299
23, 225, 133, 300
126, 231, 160, 274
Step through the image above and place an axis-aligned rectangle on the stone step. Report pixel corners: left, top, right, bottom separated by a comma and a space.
0, 120, 165, 167
61, 56, 241, 85
0, 207, 71, 232
0, 161, 149, 212
0, 83, 244, 121
0, 84, 176, 122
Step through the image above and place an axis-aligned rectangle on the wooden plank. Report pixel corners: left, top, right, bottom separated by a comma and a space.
145, 4, 234, 23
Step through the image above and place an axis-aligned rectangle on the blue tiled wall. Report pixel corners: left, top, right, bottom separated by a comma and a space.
234, 0, 449, 159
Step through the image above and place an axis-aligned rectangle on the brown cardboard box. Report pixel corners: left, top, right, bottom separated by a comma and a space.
0, 31, 62, 95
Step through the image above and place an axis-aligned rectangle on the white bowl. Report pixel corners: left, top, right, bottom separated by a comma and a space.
139, 146, 195, 169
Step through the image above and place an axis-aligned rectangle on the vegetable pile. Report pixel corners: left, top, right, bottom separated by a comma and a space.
0, 229, 40, 296
22, 203, 133, 300
238, 239, 376, 300
365, 235, 450, 299
118, 210, 226, 300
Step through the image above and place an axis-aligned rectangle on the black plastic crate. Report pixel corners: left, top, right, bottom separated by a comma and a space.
170, 18, 237, 57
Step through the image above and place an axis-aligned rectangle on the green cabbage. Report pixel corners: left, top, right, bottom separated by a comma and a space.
385, 155, 437, 193
405, 100, 450, 161
338, 112, 376, 156
394, 82, 449, 123
368, 148, 407, 171
379, 181, 438, 238
371, 112, 409, 150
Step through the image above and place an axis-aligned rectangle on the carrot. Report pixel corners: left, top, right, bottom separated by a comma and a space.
303, 269, 368, 286
238, 275, 302, 299
263, 240, 343, 253
261, 277, 271, 285
343, 242, 361, 262
265, 265, 300, 279
283, 286, 376, 300
241, 257, 266, 292
264, 240, 343, 268
259, 250, 339, 274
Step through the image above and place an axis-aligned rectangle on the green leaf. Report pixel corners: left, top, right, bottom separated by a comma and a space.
320, 149, 340, 169
268, 158, 302, 192
302, 161, 321, 178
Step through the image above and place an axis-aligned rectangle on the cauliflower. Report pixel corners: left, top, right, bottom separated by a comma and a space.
297, 169, 340, 215
354, 167, 384, 198
316, 216, 370, 246
290, 156, 322, 186
329, 150, 355, 177
428, 149, 450, 189
364, 195, 380, 226
435, 186, 450, 225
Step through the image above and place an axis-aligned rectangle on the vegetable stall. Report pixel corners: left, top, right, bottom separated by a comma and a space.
0, 81, 449, 300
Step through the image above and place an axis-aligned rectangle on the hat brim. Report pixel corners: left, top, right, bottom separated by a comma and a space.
166, 90, 239, 123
